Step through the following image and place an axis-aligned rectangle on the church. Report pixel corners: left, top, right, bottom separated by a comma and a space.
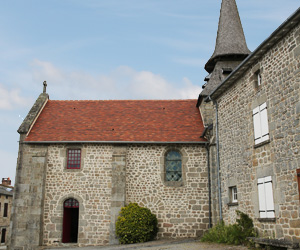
8, 0, 300, 249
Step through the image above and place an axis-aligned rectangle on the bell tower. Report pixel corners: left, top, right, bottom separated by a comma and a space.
198, 0, 250, 125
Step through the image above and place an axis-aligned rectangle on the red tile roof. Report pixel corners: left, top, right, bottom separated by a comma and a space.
25, 100, 206, 143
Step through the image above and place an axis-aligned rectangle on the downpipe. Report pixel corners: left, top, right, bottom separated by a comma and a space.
208, 96, 223, 221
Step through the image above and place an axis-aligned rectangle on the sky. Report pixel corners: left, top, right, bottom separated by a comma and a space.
0, 0, 299, 186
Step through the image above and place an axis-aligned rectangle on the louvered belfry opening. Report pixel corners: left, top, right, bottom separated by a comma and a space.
62, 198, 79, 243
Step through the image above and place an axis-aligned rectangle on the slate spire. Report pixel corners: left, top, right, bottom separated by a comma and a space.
205, 0, 250, 73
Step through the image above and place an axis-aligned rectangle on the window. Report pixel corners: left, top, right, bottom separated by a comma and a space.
257, 72, 262, 86
297, 169, 300, 200
64, 198, 79, 208
1, 228, 6, 243
258, 176, 275, 218
253, 102, 269, 145
165, 150, 182, 182
230, 186, 238, 203
3, 203, 8, 217
67, 149, 81, 169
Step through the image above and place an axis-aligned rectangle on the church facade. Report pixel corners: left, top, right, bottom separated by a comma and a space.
8, 1, 300, 249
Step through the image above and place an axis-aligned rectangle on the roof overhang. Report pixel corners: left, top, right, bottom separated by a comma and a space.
23, 140, 208, 145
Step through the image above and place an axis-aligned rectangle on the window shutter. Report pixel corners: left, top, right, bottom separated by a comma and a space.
253, 107, 262, 144
260, 103, 269, 141
264, 176, 275, 218
258, 177, 266, 218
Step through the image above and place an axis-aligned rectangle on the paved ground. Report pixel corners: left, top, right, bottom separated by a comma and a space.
41, 239, 249, 250
0, 239, 250, 250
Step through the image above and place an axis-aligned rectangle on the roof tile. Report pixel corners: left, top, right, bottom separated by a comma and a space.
25, 100, 206, 142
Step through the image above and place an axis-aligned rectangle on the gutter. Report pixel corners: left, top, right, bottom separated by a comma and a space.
205, 144, 212, 228
23, 141, 209, 145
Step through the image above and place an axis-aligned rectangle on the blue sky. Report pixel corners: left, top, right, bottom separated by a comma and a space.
0, 0, 299, 185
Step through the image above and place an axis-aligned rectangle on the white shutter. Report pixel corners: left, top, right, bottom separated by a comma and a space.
260, 103, 269, 142
258, 176, 275, 218
253, 107, 262, 144
253, 103, 269, 144
265, 176, 275, 218
258, 177, 266, 218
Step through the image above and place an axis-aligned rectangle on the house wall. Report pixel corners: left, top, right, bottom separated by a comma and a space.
42, 143, 209, 247
215, 22, 300, 241
0, 193, 13, 245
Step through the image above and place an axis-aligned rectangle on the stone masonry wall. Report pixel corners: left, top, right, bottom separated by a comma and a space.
43, 144, 208, 246
0, 194, 13, 245
215, 23, 300, 241
43, 144, 113, 246
9, 137, 48, 250
42, 143, 209, 247
126, 144, 209, 238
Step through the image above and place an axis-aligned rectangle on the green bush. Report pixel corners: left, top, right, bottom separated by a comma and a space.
201, 210, 256, 245
116, 203, 158, 244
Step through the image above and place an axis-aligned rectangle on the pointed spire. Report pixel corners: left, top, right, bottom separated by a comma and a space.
205, 0, 250, 73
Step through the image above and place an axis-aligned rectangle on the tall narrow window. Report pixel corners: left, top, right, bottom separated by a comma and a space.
257, 72, 262, 86
165, 151, 182, 182
253, 102, 269, 145
67, 149, 81, 169
1, 228, 6, 243
230, 186, 238, 203
3, 203, 8, 217
258, 176, 275, 218
297, 169, 300, 200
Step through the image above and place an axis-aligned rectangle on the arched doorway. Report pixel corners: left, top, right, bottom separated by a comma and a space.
62, 198, 79, 243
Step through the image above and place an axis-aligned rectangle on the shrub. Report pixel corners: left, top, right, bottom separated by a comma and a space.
201, 210, 256, 245
116, 203, 158, 244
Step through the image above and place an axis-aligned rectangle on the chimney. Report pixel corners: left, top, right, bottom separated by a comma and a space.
2, 177, 11, 186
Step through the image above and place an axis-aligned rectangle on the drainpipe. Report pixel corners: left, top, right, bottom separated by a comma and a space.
206, 96, 223, 221
205, 144, 212, 228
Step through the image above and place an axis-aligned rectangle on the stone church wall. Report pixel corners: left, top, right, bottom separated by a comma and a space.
215, 23, 300, 241
42, 143, 209, 247
126, 145, 209, 238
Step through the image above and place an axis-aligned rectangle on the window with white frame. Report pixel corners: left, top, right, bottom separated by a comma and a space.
255, 71, 262, 87
230, 186, 238, 203
253, 102, 269, 145
257, 176, 275, 218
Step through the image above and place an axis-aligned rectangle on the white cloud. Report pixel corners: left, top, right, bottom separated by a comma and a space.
0, 84, 32, 110
30, 60, 202, 100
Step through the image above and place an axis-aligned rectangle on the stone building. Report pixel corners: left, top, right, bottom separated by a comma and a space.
9, 96, 209, 249
199, 0, 300, 243
0, 178, 13, 246
8, 0, 300, 249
